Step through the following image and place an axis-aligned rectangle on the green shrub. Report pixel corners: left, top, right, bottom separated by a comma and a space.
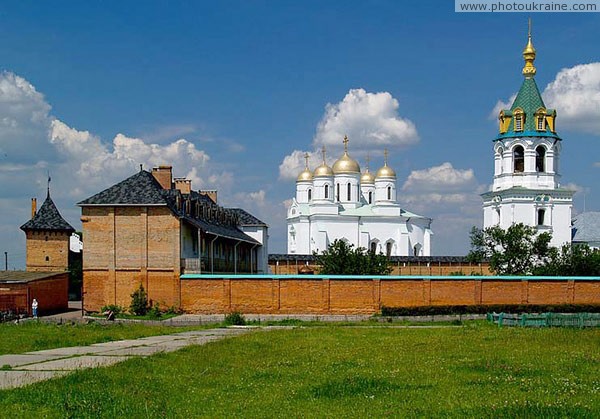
130, 284, 149, 316
224, 312, 246, 326
147, 303, 162, 320
100, 305, 123, 315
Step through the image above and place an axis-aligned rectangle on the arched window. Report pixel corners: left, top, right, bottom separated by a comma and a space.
347, 183, 351, 201
496, 209, 501, 225
307, 189, 312, 201
386, 242, 393, 257
387, 186, 392, 200
513, 146, 525, 173
537, 209, 545, 226
370, 242, 377, 253
336, 184, 340, 201
324, 184, 329, 199
536, 146, 545, 172
368, 191, 373, 204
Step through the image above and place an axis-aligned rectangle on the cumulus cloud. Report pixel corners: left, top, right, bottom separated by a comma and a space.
279, 88, 418, 180
402, 162, 477, 193
542, 62, 600, 134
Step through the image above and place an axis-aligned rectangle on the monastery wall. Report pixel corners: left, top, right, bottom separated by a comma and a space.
180, 275, 600, 314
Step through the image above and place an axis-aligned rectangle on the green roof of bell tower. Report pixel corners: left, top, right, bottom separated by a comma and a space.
494, 23, 561, 142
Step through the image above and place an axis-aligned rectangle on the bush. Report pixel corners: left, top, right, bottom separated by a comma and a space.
148, 303, 161, 320
100, 305, 123, 316
224, 312, 246, 326
381, 304, 600, 317
130, 284, 149, 316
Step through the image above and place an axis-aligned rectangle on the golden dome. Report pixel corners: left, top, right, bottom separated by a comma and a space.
376, 149, 396, 178
333, 152, 361, 174
361, 169, 375, 184
297, 168, 313, 182
332, 135, 360, 174
296, 152, 313, 182
314, 163, 334, 177
313, 145, 333, 177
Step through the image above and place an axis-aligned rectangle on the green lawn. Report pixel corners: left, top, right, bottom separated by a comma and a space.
2, 323, 599, 417
0, 321, 211, 355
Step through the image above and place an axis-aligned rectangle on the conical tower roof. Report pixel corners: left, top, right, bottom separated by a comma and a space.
21, 193, 74, 232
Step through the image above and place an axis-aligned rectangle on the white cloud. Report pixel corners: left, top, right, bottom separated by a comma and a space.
280, 88, 418, 180
402, 162, 476, 192
594, 162, 600, 168
314, 88, 418, 152
542, 63, 600, 134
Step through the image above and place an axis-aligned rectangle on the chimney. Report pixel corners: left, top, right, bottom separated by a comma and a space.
174, 178, 192, 194
200, 190, 218, 204
152, 165, 173, 189
31, 198, 37, 219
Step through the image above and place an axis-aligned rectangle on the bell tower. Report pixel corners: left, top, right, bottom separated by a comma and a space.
481, 21, 574, 247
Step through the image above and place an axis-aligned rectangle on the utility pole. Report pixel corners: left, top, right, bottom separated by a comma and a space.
4, 252, 7, 271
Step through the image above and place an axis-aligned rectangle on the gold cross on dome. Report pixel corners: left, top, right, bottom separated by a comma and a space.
384, 149, 389, 165
365, 153, 371, 170
343, 135, 349, 152
304, 152, 310, 168
321, 146, 326, 162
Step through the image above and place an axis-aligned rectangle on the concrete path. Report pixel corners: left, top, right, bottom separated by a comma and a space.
0, 327, 251, 390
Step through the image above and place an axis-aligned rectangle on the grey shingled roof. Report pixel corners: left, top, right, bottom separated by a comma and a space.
230, 208, 267, 226
78, 170, 167, 206
572, 212, 600, 243
20, 194, 74, 232
78, 170, 261, 244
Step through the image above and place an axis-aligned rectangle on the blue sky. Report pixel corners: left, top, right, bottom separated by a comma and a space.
1, 1, 599, 268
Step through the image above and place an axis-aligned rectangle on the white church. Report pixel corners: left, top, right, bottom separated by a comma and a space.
481, 28, 574, 247
287, 137, 433, 256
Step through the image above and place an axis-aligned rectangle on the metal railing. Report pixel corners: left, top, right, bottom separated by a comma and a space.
488, 312, 600, 328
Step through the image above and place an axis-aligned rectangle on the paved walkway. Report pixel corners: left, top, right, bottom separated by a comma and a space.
0, 327, 251, 390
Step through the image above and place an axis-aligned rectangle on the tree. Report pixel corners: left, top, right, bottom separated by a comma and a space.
534, 244, 600, 276
130, 284, 149, 316
314, 239, 392, 275
467, 223, 553, 275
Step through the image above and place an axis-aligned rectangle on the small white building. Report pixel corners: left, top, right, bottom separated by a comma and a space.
287, 137, 432, 256
481, 30, 574, 247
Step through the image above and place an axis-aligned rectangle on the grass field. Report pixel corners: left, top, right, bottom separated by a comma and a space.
0, 321, 209, 355
2, 322, 599, 417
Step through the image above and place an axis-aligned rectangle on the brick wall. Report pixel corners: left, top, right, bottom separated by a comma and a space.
180, 276, 600, 314
81, 205, 181, 312
25, 230, 70, 272
0, 274, 68, 315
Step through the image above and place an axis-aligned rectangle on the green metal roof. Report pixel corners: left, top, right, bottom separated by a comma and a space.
496, 77, 560, 141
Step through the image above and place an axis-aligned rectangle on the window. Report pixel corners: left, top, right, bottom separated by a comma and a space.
368, 191, 373, 204
537, 116, 545, 131
308, 189, 312, 201
45, 256, 49, 262
347, 183, 351, 201
536, 146, 545, 172
370, 242, 377, 253
496, 209, 501, 225
515, 114, 523, 131
324, 184, 329, 199
513, 146, 525, 173
336, 184, 340, 201
386, 242, 393, 257
537, 209, 545, 226
387, 186, 392, 200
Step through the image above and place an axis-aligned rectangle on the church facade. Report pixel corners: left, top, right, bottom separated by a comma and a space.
287, 137, 432, 256
481, 28, 574, 247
